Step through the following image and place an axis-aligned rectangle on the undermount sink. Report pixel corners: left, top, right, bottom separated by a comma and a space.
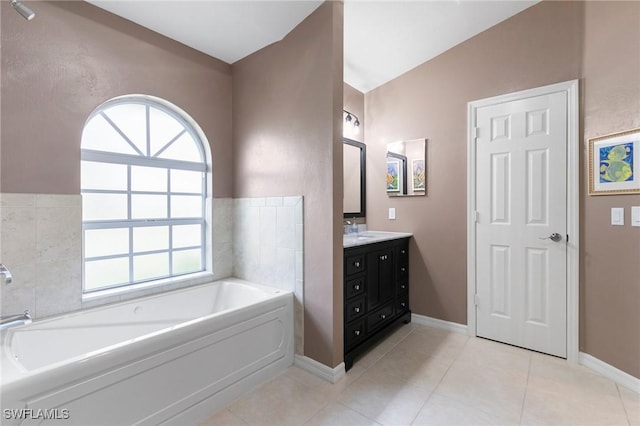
343, 231, 413, 248
345, 234, 375, 241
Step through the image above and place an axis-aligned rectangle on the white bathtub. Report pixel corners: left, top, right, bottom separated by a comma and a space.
0, 278, 294, 425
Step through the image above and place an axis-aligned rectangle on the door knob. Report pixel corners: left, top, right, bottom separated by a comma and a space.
539, 233, 562, 242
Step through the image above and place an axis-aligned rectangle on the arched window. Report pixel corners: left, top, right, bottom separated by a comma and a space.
81, 96, 208, 293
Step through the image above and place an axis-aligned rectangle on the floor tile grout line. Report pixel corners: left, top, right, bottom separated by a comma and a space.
335, 400, 384, 426
518, 353, 533, 426
615, 383, 633, 426
408, 330, 471, 425
333, 325, 420, 426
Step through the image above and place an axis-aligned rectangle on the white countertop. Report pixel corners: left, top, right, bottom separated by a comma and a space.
343, 230, 413, 248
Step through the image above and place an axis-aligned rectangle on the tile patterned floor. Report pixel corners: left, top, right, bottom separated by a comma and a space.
201, 324, 640, 426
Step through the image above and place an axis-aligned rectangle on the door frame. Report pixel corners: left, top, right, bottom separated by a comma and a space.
466, 80, 580, 363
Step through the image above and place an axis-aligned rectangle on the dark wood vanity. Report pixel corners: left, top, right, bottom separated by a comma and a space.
343, 236, 411, 370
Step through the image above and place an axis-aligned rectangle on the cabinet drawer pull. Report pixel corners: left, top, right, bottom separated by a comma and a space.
354, 261, 360, 268
401, 267, 406, 272
400, 284, 406, 290
354, 307, 360, 313
380, 314, 386, 320
380, 255, 388, 261
401, 249, 406, 254
354, 330, 361, 336
354, 284, 360, 291
401, 302, 406, 308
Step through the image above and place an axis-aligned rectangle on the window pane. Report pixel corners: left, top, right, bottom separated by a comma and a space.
173, 224, 201, 248
81, 161, 127, 191
133, 226, 169, 253
131, 166, 167, 192
149, 107, 185, 157
158, 132, 202, 162
131, 194, 167, 219
103, 103, 147, 155
171, 195, 202, 218
85, 257, 129, 290
81, 114, 138, 155
173, 249, 202, 275
83, 193, 128, 221
134, 253, 169, 281
85, 228, 129, 258
170, 169, 203, 194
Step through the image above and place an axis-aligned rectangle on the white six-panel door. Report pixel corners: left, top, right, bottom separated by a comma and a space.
475, 91, 567, 358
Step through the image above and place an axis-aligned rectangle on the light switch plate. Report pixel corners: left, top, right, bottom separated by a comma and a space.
611, 207, 624, 226
632, 206, 640, 227
389, 208, 396, 220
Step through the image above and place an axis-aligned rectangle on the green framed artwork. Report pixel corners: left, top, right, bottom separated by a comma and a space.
589, 128, 640, 195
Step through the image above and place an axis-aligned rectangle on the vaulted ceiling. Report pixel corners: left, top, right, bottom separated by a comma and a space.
87, 1, 540, 93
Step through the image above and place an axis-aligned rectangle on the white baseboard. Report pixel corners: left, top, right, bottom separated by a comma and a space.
579, 352, 640, 393
294, 355, 345, 384
412, 313, 468, 334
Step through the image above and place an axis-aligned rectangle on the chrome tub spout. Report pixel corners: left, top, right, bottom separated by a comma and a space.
1, 310, 32, 330
0, 264, 13, 284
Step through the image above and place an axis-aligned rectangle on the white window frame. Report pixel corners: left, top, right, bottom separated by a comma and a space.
81, 95, 213, 296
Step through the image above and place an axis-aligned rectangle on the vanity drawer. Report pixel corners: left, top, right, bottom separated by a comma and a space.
367, 303, 394, 332
345, 297, 366, 323
345, 254, 365, 276
345, 319, 366, 350
345, 277, 365, 299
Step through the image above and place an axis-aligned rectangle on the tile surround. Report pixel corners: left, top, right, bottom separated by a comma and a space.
0, 194, 82, 318
0, 193, 303, 354
233, 196, 304, 354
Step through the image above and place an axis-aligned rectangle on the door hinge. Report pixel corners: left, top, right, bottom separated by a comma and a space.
474, 211, 479, 223
566, 234, 569, 243
474, 294, 479, 306
472, 127, 479, 140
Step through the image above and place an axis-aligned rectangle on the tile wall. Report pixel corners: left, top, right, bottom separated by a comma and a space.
0, 194, 82, 318
0, 194, 300, 340
233, 196, 304, 354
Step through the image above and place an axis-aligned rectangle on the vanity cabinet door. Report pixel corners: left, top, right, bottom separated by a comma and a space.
366, 247, 395, 310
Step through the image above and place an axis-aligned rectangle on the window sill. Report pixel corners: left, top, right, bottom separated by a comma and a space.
82, 271, 215, 305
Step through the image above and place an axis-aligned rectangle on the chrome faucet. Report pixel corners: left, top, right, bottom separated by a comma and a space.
0, 310, 32, 330
0, 264, 12, 284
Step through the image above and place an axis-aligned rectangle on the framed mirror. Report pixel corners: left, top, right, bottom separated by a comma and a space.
386, 138, 427, 197
344, 138, 366, 217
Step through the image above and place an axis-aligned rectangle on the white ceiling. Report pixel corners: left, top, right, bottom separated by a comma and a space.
87, 0, 540, 93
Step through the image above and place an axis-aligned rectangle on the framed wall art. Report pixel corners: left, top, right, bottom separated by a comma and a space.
588, 128, 640, 195
412, 158, 425, 192
386, 159, 400, 192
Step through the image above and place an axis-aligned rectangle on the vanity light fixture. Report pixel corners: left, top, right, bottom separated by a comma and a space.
343, 109, 360, 134
11, 0, 35, 20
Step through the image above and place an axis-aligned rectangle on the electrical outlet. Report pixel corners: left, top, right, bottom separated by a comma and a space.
389, 208, 396, 220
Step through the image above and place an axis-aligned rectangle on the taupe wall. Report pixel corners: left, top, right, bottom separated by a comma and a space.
1, 1, 232, 197
232, 2, 344, 367
581, 1, 640, 379
366, 0, 639, 378
343, 83, 365, 219
344, 83, 365, 144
